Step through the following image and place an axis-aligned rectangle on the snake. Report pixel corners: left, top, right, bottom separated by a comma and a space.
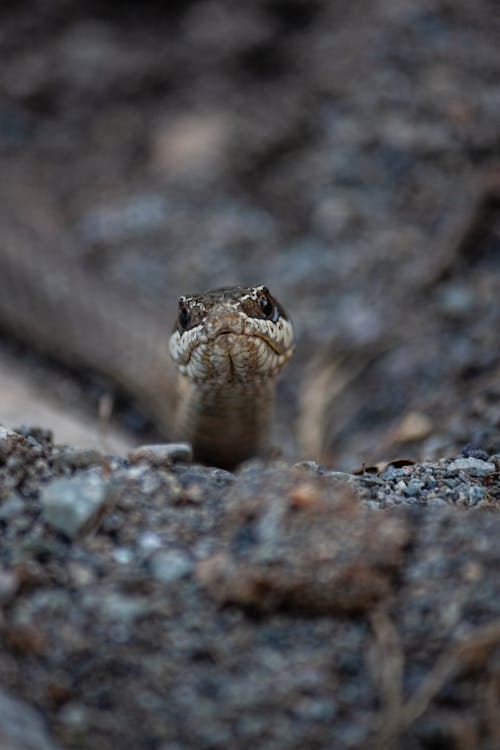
169, 285, 295, 468
0, 225, 294, 467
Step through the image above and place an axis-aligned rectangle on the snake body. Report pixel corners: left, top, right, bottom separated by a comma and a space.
169, 286, 295, 468
0, 235, 294, 467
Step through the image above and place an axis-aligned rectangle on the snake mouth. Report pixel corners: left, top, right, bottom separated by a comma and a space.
213, 329, 284, 355
193, 330, 289, 360
175, 329, 293, 382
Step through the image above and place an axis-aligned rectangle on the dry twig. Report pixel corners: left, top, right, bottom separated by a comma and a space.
369, 609, 500, 750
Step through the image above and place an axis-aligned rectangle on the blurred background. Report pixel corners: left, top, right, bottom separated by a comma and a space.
0, 0, 498, 469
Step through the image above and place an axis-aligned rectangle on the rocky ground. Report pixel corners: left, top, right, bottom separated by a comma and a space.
1, 1, 500, 748
1, 426, 500, 750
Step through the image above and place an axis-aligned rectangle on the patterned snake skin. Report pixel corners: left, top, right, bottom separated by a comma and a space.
0, 226, 176, 440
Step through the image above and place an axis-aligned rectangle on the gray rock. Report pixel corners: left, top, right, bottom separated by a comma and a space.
405, 479, 425, 497
138, 531, 162, 551
0, 494, 25, 521
468, 485, 485, 505
41, 470, 111, 538
112, 547, 134, 565
0, 426, 19, 441
97, 592, 152, 623
150, 549, 193, 582
0, 686, 62, 750
447, 458, 495, 477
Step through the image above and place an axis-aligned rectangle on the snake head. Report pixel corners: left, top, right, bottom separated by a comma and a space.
169, 285, 295, 383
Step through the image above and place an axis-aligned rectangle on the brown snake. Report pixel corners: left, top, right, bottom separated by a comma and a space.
169, 286, 295, 467
0, 225, 294, 466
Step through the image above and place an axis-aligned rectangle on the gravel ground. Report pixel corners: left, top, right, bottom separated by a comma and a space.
1, 426, 500, 750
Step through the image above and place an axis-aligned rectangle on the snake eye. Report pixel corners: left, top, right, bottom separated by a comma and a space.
178, 301, 191, 331
258, 292, 278, 321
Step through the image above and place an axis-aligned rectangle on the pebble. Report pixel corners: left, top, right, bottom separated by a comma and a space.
113, 547, 134, 565
325, 470, 357, 482
0, 686, 63, 750
138, 531, 162, 551
293, 460, 323, 472
405, 479, 425, 497
468, 485, 485, 505
97, 592, 152, 623
150, 549, 193, 582
41, 470, 112, 538
0, 426, 19, 441
0, 493, 25, 521
446, 458, 495, 477
51, 448, 104, 471
128, 443, 193, 467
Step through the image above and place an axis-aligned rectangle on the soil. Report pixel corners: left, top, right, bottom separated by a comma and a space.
0, 1, 500, 749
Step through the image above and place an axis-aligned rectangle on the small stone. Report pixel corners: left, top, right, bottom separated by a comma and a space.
405, 479, 425, 497
325, 471, 357, 482
447, 458, 495, 477
128, 443, 193, 467
150, 549, 193, 582
0, 567, 18, 604
468, 485, 485, 505
462, 446, 490, 461
98, 593, 151, 623
51, 448, 103, 471
288, 482, 324, 510
41, 470, 112, 538
0, 493, 25, 521
138, 531, 162, 551
0, 426, 20, 441
126, 464, 149, 480
113, 547, 134, 565
293, 460, 322, 472
0, 686, 63, 749
68, 562, 95, 586
58, 702, 89, 730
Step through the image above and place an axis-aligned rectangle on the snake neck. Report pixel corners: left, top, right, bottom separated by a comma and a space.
174, 375, 276, 469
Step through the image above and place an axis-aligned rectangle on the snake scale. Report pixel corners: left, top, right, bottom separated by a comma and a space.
0, 227, 294, 467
